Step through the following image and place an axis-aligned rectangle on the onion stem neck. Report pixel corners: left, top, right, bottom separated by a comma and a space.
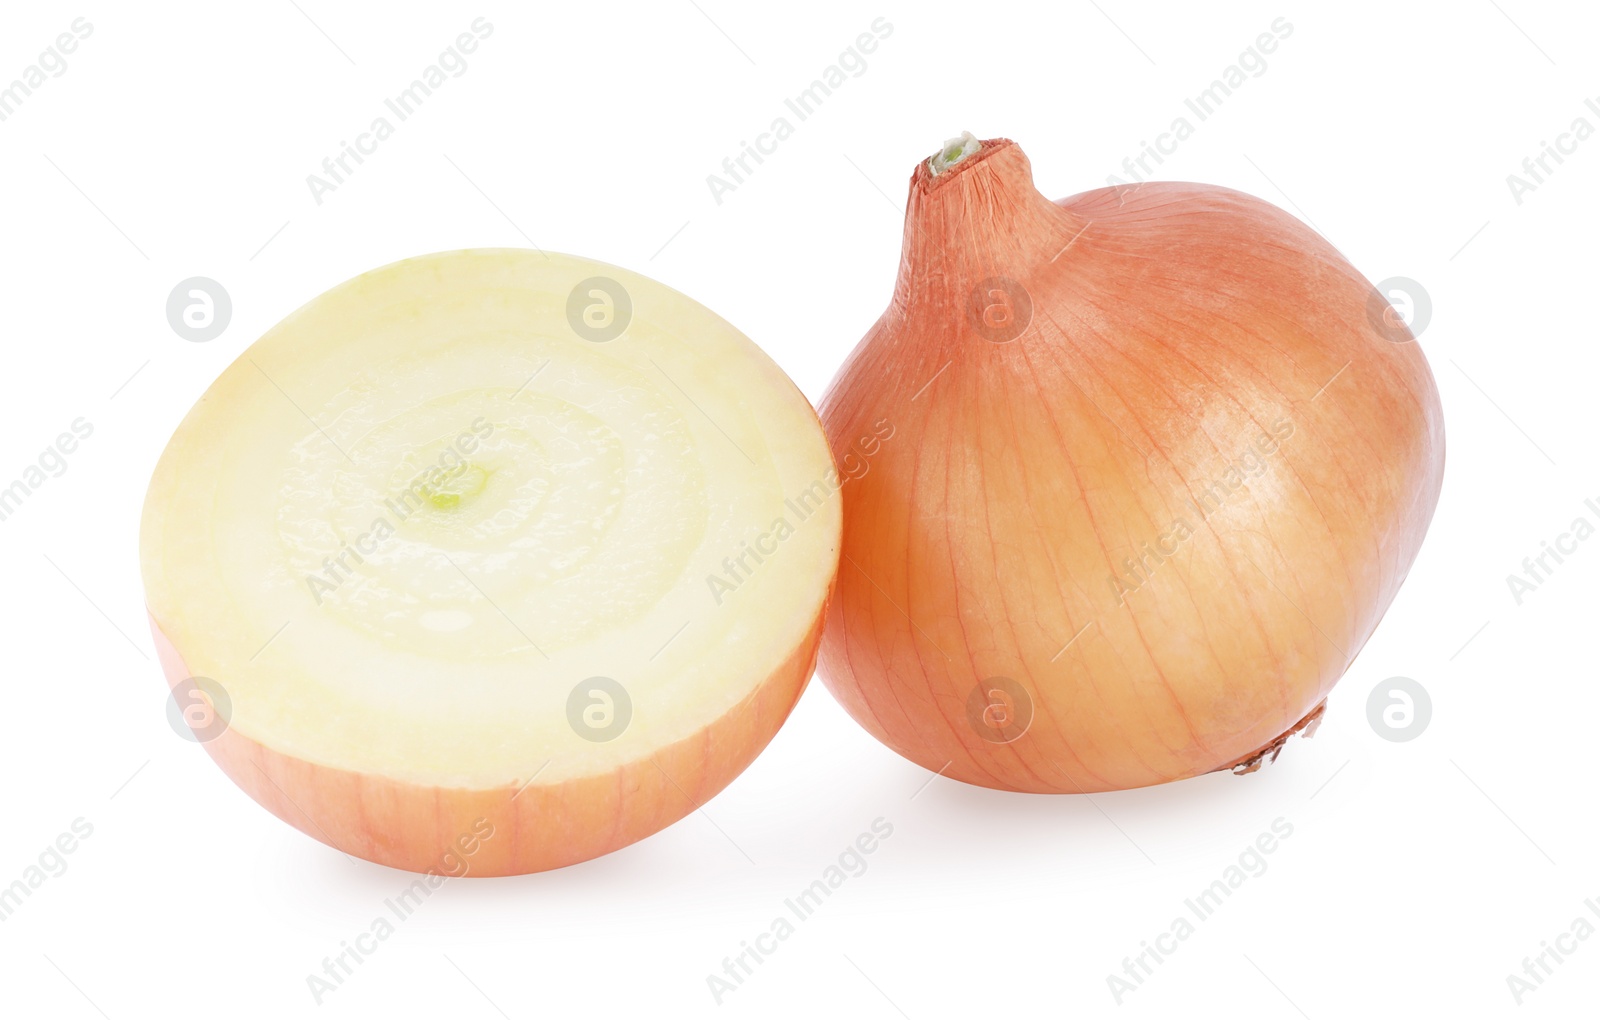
928, 132, 981, 177
895, 139, 1087, 311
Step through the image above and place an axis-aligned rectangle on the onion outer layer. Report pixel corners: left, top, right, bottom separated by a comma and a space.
818, 138, 1445, 793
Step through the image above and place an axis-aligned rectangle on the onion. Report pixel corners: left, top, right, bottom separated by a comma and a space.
142, 249, 839, 873
818, 135, 1444, 792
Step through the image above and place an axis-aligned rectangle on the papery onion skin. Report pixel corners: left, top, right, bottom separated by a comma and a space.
819, 138, 1444, 793
150, 613, 822, 875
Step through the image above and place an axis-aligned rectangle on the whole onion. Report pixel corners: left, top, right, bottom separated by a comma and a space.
818, 135, 1444, 792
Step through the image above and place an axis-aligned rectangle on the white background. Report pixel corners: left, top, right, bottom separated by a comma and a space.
1, 1, 1596, 1016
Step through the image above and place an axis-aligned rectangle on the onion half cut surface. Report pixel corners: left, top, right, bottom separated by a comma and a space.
142, 249, 840, 875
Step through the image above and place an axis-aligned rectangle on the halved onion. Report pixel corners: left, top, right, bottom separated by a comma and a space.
142, 249, 839, 874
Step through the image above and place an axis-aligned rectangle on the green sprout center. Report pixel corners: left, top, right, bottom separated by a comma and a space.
426, 463, 490, 510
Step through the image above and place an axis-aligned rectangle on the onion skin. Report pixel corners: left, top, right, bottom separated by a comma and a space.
819, 138, 1444, 793
151, 611, 823, 875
